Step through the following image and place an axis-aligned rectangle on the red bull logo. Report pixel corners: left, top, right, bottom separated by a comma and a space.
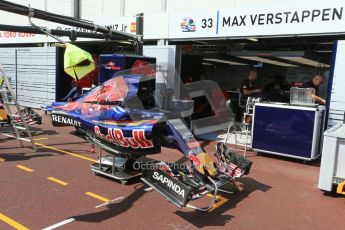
94, 126, 153, 149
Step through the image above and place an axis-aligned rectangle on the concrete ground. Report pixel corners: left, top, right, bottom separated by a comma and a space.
0, 112, 344, 230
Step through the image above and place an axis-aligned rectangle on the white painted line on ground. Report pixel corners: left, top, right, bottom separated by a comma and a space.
144, 187, 153, 192
95, 196, 124, 208
41, 218, 75, 230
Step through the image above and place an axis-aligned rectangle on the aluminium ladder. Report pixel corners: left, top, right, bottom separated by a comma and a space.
0, 65, 36, 151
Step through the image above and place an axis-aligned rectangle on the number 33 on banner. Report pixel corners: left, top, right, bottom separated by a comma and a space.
201, 18, 214, 28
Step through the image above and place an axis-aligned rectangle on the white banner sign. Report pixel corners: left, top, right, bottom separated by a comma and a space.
0, 16, 136, 44
168, 0, 345, 39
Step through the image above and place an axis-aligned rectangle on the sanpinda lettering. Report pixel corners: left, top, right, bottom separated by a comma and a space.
94, 126, 153, 149
52, 114, 81, 127
152, 171, 185, 198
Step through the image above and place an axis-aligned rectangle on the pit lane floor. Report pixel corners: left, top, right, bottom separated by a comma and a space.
0, 113, 344, 230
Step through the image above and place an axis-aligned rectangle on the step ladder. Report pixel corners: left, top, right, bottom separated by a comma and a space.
0, 65, 37, 151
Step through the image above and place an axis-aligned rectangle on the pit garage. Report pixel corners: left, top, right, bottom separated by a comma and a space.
1, 0, 345, 229
151, 1, 345, 162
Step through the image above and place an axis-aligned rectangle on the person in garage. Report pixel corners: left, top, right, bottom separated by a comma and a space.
301, 74, 326, 105
239, 69, 262, 123
240, 69, 262, 103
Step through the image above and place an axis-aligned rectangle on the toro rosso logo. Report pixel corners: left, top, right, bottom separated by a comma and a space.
105, 61, 122, 70
94, 126, 153, 149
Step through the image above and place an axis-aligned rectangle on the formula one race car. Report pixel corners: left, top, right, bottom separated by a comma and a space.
51, 65, 252, 211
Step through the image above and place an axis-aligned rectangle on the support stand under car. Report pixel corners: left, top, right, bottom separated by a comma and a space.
89, 140, 153, 185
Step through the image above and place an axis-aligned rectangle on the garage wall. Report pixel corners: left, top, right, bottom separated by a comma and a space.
0, 48, 16, 92
166, 0, 291, 12
0, 47, 57, 109
124, 0, 162, 16
16, 47, 57, 108
10, 0, 46, 10
9, 0, 73, 16
82, 0, 122, 17
0, 0, 73, 29
46, 0, 73, 16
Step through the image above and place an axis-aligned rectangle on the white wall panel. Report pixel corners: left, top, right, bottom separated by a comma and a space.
144, 13, 169, 39
0, 48, 16, 93
0, 47, 57, 108
0, 11, 29, 26
101, 0, 122, 17
9, 0, 72, 16
166, 0, 294, 11
11, 0, 45, 10
16, 47, 56, 108
81, 0, 102, 17
0, 0, 71, 28
47, 0, 73, 16
124, 0, 161, 16
234, 0, 293, 6
167, 0, 235, 12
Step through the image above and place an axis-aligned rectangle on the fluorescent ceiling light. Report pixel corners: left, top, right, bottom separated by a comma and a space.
237, 56, 298, 67
278, 57, 330, 67
204, 58, 247, 65
202, 62, 214, 66
247, 38, 258, 42
316, 50, 332, 53
318, 42, 333, 45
